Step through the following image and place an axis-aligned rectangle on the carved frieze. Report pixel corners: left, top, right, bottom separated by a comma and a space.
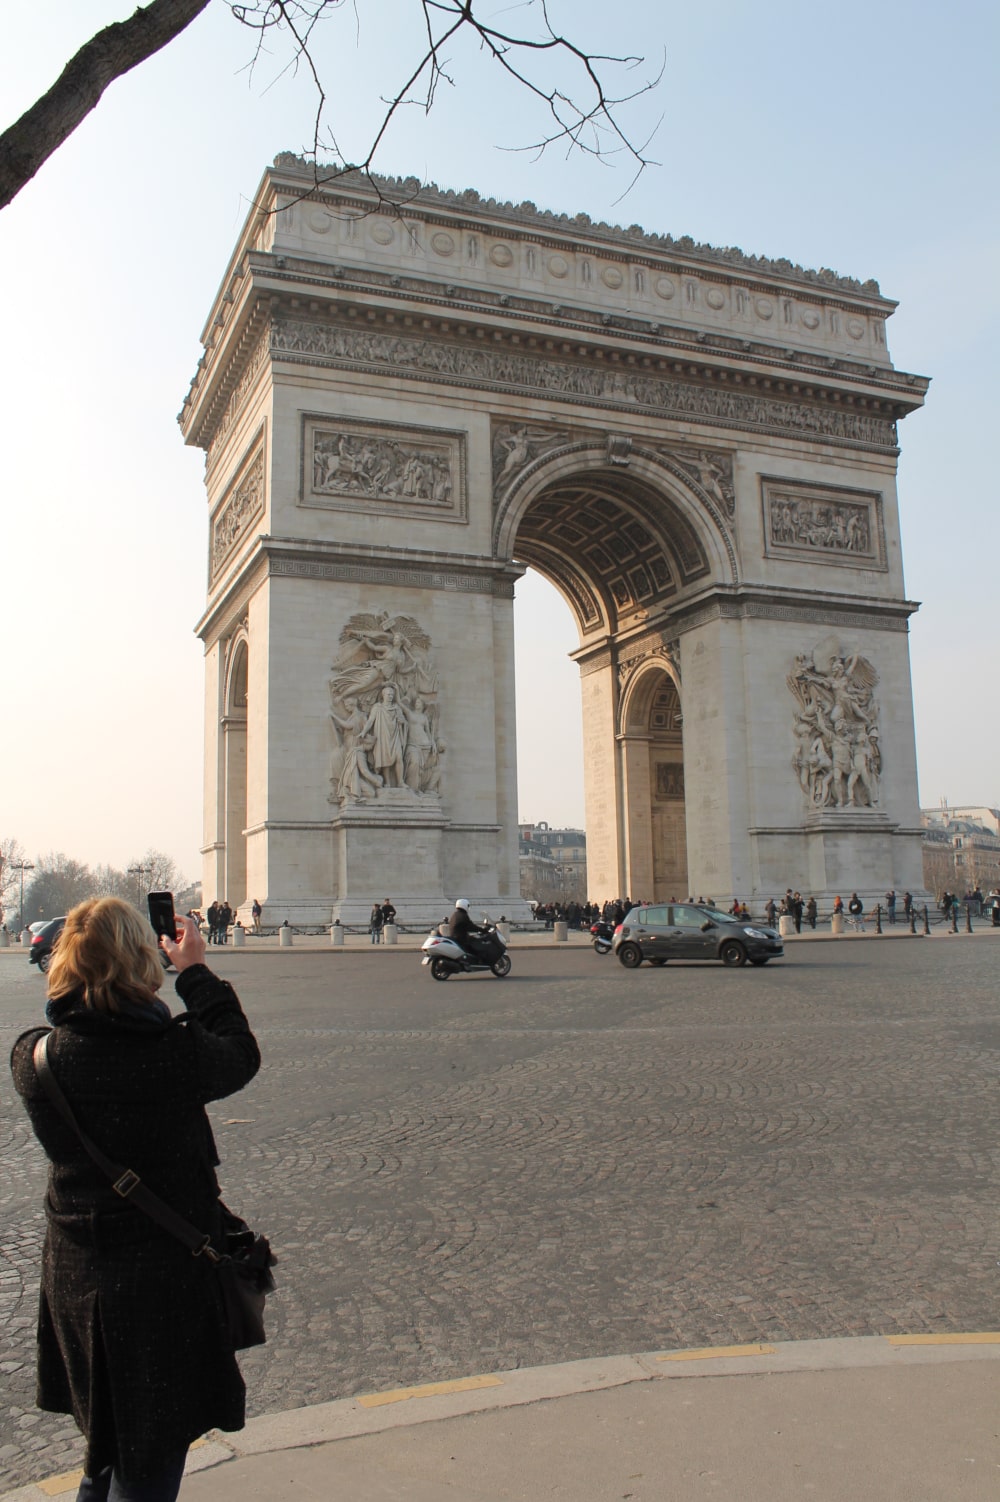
271, 319, 898, 452
301, 415, 466, 522
327, 612, 444, 806
491, 424, 570, 493
212, 445, 265, 579
655, 763, 685, 800
763, 477, 886, 568
788, 642, 881, 809
664, 449, 735, 517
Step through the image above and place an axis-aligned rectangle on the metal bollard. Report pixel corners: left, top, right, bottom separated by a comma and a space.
951, 906, 959, 934
875, 903, 883, 934
909, 907, 917, 934
330, 923, 344, 947
966, 905, 973, 934
922, 905, 930, 936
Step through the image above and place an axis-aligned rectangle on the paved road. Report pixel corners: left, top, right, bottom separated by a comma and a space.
2, 937, 999, 1490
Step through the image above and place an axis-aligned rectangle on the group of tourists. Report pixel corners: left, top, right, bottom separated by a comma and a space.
205, 898, 234, 943
368, 897, 397, 943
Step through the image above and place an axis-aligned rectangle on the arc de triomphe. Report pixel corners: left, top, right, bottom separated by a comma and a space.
181, 156, 928, 925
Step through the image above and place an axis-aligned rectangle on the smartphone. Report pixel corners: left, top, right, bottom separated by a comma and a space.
147, 891, 177, 943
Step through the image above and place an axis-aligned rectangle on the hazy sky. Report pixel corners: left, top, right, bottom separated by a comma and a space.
2, 0, 998, 882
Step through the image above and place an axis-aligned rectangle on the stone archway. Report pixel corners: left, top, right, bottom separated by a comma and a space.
222, 635, 248, 911
183, 162, 930, 921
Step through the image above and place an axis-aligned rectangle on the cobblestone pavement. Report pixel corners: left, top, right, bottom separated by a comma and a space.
2, 937, 999, 1490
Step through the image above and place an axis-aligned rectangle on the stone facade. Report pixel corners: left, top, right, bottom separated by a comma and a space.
181, 160, 930, 924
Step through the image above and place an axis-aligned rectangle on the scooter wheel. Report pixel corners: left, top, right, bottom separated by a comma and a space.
430, 958, 452, 981
491, 954, 512, 978
594, 942, 611, 955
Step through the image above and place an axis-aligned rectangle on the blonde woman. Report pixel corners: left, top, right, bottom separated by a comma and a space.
10, 898, 260, 1501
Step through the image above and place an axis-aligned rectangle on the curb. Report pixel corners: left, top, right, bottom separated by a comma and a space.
5, 1333, 1000, 1498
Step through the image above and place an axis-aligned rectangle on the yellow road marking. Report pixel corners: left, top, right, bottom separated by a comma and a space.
657, 1343, 777, 1362
357, 1374, 504, 1407
887, 1332, 1000, 1347
37, 1472, 83, 1497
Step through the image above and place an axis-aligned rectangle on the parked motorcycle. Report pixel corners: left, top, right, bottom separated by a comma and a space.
421, 921, 512, 980
590, 919, 614, 955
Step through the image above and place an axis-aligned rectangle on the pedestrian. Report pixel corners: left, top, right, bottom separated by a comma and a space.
885, 889, 896, 925
792, 892, 803, 933
765, 898, 777, 927
380, 897, 397, 931
848, 892, 864, 930
833, 894, 844, 918
251, 897, 262, 935
9, 898, 260, 1502
806, 896, 817, 929
369, 902, 384, 944
902, 891, 913, 921
206, 900, 220, 945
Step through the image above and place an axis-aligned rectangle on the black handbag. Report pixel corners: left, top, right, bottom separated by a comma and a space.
33, 1032, 276, 1350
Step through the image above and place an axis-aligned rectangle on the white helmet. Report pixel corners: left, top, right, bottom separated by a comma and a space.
455, 898, 470, 911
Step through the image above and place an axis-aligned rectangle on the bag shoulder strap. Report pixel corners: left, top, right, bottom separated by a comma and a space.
32, 1033, 221, 1262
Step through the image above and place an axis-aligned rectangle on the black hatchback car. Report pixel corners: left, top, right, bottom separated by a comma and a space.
28, 916, 66, 973
613, 903, 783, 968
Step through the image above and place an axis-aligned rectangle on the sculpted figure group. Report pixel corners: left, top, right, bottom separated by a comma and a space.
788, 645, 881, 809
327, 613, 443, 805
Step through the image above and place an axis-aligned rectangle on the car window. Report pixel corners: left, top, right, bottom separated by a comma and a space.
640, 906, 669, 926
672, 906, 708, 929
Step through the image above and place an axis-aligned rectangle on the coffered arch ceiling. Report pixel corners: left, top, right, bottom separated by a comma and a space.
511, 469, 713, 639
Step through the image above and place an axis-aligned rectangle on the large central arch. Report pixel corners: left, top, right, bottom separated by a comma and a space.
183, 161, 929, 923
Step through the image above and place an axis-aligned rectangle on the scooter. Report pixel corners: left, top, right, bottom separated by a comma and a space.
421, 921, 512, 980
590, 920, 614, 955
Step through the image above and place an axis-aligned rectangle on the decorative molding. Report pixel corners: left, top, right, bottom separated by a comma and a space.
301, 413, 467, 522
267, 554, 515, 597
270, 156, 887, 299
211, 438, 265, 580
270, 318, 899, 453
762, 476, 887, 570
206, 329, 269, 470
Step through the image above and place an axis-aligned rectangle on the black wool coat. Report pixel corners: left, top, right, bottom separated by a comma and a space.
10, 964, 261, 1484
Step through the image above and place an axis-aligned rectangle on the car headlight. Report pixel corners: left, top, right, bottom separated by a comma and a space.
743, 927, 772, 940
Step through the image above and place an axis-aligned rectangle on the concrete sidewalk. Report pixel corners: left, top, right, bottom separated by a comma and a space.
6, 1335, 1000, 1500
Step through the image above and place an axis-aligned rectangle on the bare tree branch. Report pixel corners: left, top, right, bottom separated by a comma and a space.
1, 0, 660, 214
0, 0, 211, 212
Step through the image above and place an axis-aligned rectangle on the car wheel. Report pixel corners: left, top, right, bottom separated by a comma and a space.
719, 940, 747, 967
38, 952, 51, 974
491, 954, 512, 978
618, 943, 643, 969
430, 958, 452, 981
749, 956, 769, 967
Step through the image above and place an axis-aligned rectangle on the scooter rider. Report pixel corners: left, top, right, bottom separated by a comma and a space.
448, 898, 492, 963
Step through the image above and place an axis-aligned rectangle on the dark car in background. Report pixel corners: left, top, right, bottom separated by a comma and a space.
613, 903, 783, 969
28, 916, 66, 973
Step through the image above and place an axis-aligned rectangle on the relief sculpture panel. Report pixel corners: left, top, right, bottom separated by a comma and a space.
788, 642, 881, 809
301, 415, 466, 523
762, 477, 885, 568
212, 445, 265, 580
327, 612, 443, 805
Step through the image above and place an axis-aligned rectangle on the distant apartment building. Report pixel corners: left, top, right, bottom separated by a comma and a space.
921, 803, 1000, 899
519, 822, 588, 904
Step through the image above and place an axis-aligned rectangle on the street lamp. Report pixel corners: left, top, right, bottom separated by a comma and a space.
11, 861, 34, 929
127, 865, 152, 904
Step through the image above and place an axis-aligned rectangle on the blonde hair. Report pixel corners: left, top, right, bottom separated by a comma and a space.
47, 897, 164, 1013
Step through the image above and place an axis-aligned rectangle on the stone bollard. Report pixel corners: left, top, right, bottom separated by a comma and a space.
330, 923, 344, 947
231, 926, 245, 948
831, 912, 844, 936
279, 925, 293, 947
778, 915, 795, 939
553, 920, 568, 943
0, 928, 9, 948
383, 924, 398, 946
21, 927, 32, 946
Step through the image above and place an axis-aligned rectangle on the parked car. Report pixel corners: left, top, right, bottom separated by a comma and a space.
28, 916, 66, 973
613, 903, 783, 968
